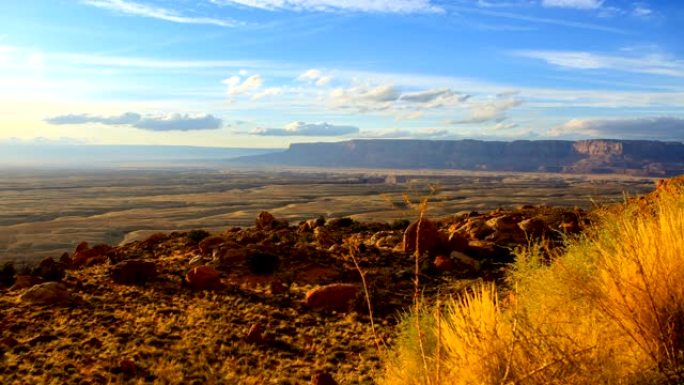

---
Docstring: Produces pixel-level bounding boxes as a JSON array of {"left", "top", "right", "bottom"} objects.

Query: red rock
[
  {"left": 199, "top": 236, "right": 225, "bottom": 255},
  {"left": 305, "top": 283, "right": 359, "bottom": 312},
  {"left": 110, "top": 260, "right": 157, "bottom": 285},
  {"left": 185, "top": 266, "right": 221, "bottom": 290},
  {"left": 269, "top": 279, "right": 289, "bottom": 295},
  {"left": 75, "top": 241, "right": 89, "bottom": 253},
  {"left": 518, "top": 217, "right": 547, "bottom": 237},
  {"left": 245, "top": 323, "right": 266, "bottom": 344},
  {"left": 255, "top": 211, "right": 276, "bottom": 230},
  {"left": 0, "top": 336, "right": 19, "bottom": 348},
  {"left": 20, "top": 282, "right": 74, "bottom": 305},
  {"left": 10, "top": 275, "right": 44, "bottom": 291},
  {"left": 311, "top": 372, "right": 338, "bottom": 385},
  {"left": 37, "top": 257, "right": 66, "bottom": 282},
  {"left": 314, "top": 227, "right": 335, "bottom": 248},
  {"left": 433, "top": 255, "right": 456, "bottom": 272},
  {"left": 402, "top": 218, "right": 446, "bottom": 257},
  {"left": 72, "top": 244, "right": 112, "bottom": 268},
  {"left": 447, "top": 231, "right": 468, "bottom": 252},
  {"left": 119, "top": 359, "right": 137, "bottom": 376}
]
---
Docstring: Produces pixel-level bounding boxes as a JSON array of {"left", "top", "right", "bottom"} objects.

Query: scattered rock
[
  {"left": 311, "top": 371, "right": 338, "bottom": 385},
  {"left": 450, "top": 251, "right": 481, "bottom": 272},
  {"left": 305, "top": 283, "right": 359, "bottom": 312},
  {"left": 199, "top": 236, "right": 225, "bottom": 255},
  {"left": 433, "top": 255, "right": 456, "bottom": 272},
  {"left": 36, "top": 257, "right": 66, "bottom": 282},
  {"left": 20, "top": 282, "right": 74, "bottom": 305},
  {"left": 246, "top": 251, "right": 279, "bottom": 275},
  {"left": 255, "top": 211, "right": 287, "bottom": 230},
  {"left": 518, "top": 217, "right": 546, "bottom": 237},
  {"left": 0, "top": 336, "right": 19, "bottom": 349},
  {"left": 10, "top": 275, "right": 44, "bottom": 291},
  {"left": 402, "top": 218, "right": 447, "bottom": 257},
  {"left": 72, "top": 244, "right": 112, "bottom": 268},
  {"left": 447, "top": 231, "right": 468, "bottom": 252},
  {"left": 110, "top": 260, "right": 157, "bottom": 285},
  {"left": 119, "top": 359, "right": 137, "bottom": 376},
  {"left": 245, "top": 323, "right": 266, "bottom": 344},
  {"left": 185, "top": 266, "right": 222, "bottom": 290},
  {"left": 314, "top": 227, "right": 336, "bottom": 248}
]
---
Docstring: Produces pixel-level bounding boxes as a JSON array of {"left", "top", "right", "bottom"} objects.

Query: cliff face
[{"left": 237, "top": 139, "right": 684, "bottom": 176}]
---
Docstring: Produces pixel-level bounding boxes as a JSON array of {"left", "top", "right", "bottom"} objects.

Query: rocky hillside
[
  {"left": 0, "top": 200, "right": 591, "bottom": 384},
  {"left": 235, "top": 139, "right": 684, "bottom": 176}
]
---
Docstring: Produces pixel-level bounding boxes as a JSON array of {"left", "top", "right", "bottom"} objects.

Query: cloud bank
[
  {"left": 250, "top": 121, "right": 359, "bottom": 136},
  {"left": 46, "top": 112, "right": 223, "bottom": 131},
  {"left": 550, "top": 116, "right": 684, "bottom": 140}
]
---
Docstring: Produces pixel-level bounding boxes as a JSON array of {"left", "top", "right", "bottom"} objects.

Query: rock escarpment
[{"left": 236, "top": 139, "right": 684, "bottom": 176}]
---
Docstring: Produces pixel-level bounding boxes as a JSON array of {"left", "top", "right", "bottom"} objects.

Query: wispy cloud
[
  {"left": 82, "top": 0, "right": 239, "bottom": 27},
  {"left": 297, "top": 69, "right": 332, "bottom": 86},
  {"left": 514, "top": 50, "right": 684, "bottom": 78},
  {"left": 46, "top": 112, "right": 223, "bottom": 131},
  {"left": 250, "top": 121, "right": 359, "bottom": 136},
  {"left": 550, "top": 116, "right": 684, "bottom": 140},
  {"left": 541, "top": 0, "right": 603, "bottom": 10},
  {"left": 444, "top": 4, "right": 625, "bottom": 33},
  {"left": 451, "top": 93, "right": 524, "bottom": 124},
  {"left": 211, "top": 0, "right": 443, "bottom": 13},
  {"left": 357, "top": 127, "right": 452, "bottom": 139},
  {"left": 223, "top": 74, "right": 264, "bottom": 96}
]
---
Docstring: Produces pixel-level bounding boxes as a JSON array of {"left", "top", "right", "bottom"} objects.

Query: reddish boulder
[
  {"left": 199, "top": 236, "right": 225, "bottom": 255},
  {"left": 305, "top": 283, "right": 359, "bottom": 312},
  {"left": 447, "top": 231, "right": 468, "bottom": 252},
  {"left": 10, "top": 275, "right": 44, "bottom": 291},
  {"left": 20, "top": 282, "right": 74, "bottom": 305},
  {"left": 311, "top": 372, "right": 338, "bottom": 385},
  {"left": 245, "top": 323, "right": 266, "bottom": 344},
  {"left": 72, "top": 244, "right": 112, "bottom": 268},
  {"left": 110, "top": 260, "right": 157, "bottom": 285},
  {"left": 256, "top": 211, "right": 276, "bottom": 230},
  {"left": 433, "top": 255, "right": 456, "bottom": 272},
  {"left": 36, "top": 257, "right": 66, "bottom": 282},
  {"left": 185, "top": 266, "right": 222, "bottom": 290},
  {"left": 402, "top": 218, "right": 447, "bottom": 257}
]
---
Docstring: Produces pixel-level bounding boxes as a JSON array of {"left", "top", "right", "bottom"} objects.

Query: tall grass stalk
[{"left": 380, "top": 184, "right": 684, "bottom": 385}]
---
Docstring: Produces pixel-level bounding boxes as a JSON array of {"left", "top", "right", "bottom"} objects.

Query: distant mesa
[{"left": 233, "top": 139, "right": 684, "bottom": 177}]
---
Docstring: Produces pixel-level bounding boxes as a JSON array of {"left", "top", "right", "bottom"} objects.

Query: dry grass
[{"left": 380, "top": 183, "right": 684, "bottom": 384}]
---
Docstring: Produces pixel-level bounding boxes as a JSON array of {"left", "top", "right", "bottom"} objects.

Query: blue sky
[{"left": 0, "top": 0, "right": 683, "bottom": 147}]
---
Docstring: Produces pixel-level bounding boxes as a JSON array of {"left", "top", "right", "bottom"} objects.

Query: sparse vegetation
[{"left": 379, "top": 180, "right": 684, "bottom": 385}]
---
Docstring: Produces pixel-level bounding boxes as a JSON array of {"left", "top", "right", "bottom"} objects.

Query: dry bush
[{"left": 380, "top": 183, "right": 684, "bottom": 385}]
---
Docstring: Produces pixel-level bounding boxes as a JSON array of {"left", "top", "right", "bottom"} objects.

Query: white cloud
[
  {"left": 82, "top": 0, "right": 238, "bottom": 27},
  {"left": 357, "top": 127, "right": 453, "bottom": 139},
  {"left": 297, "top": 69, "right": 333, "bottom": 86},
  {"left": 223, "top": 74, "right": 263, "bottom": 96},
  {"left": 211, "top": 0, "right": 443, "bottom": 13},
  {"left": 399, "top": 88, "right": 470, "bottom": 108},
  {"left": 252, "top": 87, "right": 283, "bottom": 100},
  {"left": 541, "top": 0, "right": 603, "bottom": 9},
  {"left": 45, "top": 112, "right": 223, "bottom": 131},
  {"left": 632, "top": 3, "right": 653, "bottom": 17},
  {"left": 514, "top": 50, "right": 684, "bottom": 78},
  {"left": 493, "top": 121, "right": 519, "bottom": 130},
  {"left": 549, "top": 116, "right": 684, "bottom": 140},
  {"left": 452, "top": 94, "right": 524, "bottom": 124},
  {"left": 330, "top": 84, "right": 402, "bottom": 111},
  {"left": 250, "top": 121, "right": 359, "bottom": 136}
]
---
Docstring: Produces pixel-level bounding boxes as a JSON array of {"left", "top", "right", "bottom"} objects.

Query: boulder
[
  {"left": 305, "top": 283, "right": 359, "bottom": 312},
  {"left": 450, "top": 251, "right": 481, "bottom": 272},
  {"left": 185, "top": 266, "right": 222, "bottom": 290},
  {"left": 447, "top": 231, "right": 469, "bottom": 252},
  {"left": 72, "top": 244, "right": 112, "bottom": 268},
  {"left": 20, "top": 282, "right": 74, "bottom": 305},
  {"left": 10, "top": 275, "right": 44, "bottom": 291},
  {"left": 198, "top": 236, "right": 225, "bottom": 255},
  {"left": 36, "top": 257, "right": 66, "bottom": 282},
  {"left": 433, "top": 255, "right": 455, "bottom": 272},
  {"left": 311, "top": 372, "right": 338, "bottom": 385},
  {"left": 245, "top": 323, "right": 266, "bottom": 344},
  {"left": 518, "top": 217, "right": 547, "bottom": 237},
  {"left": 402, "top": 218, "right": 447, "bottom": 257},
  {"left": 110, "top": 260, "right": 157, "bottom": 285},
  {"left": 256, "top": 211, "right": 287, "bottom": 230},
  {"left": 314, "top": 227, "right": 335, "bottom": 248}
]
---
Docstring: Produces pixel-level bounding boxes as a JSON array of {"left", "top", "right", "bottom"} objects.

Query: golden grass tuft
[{"left": 380, "top": 182, "right": 684, "bottom": 385}]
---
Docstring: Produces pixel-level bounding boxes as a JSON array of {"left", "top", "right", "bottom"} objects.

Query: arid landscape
[{"left": 0, "top": 167, "right": 656, "bottom": 265}]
